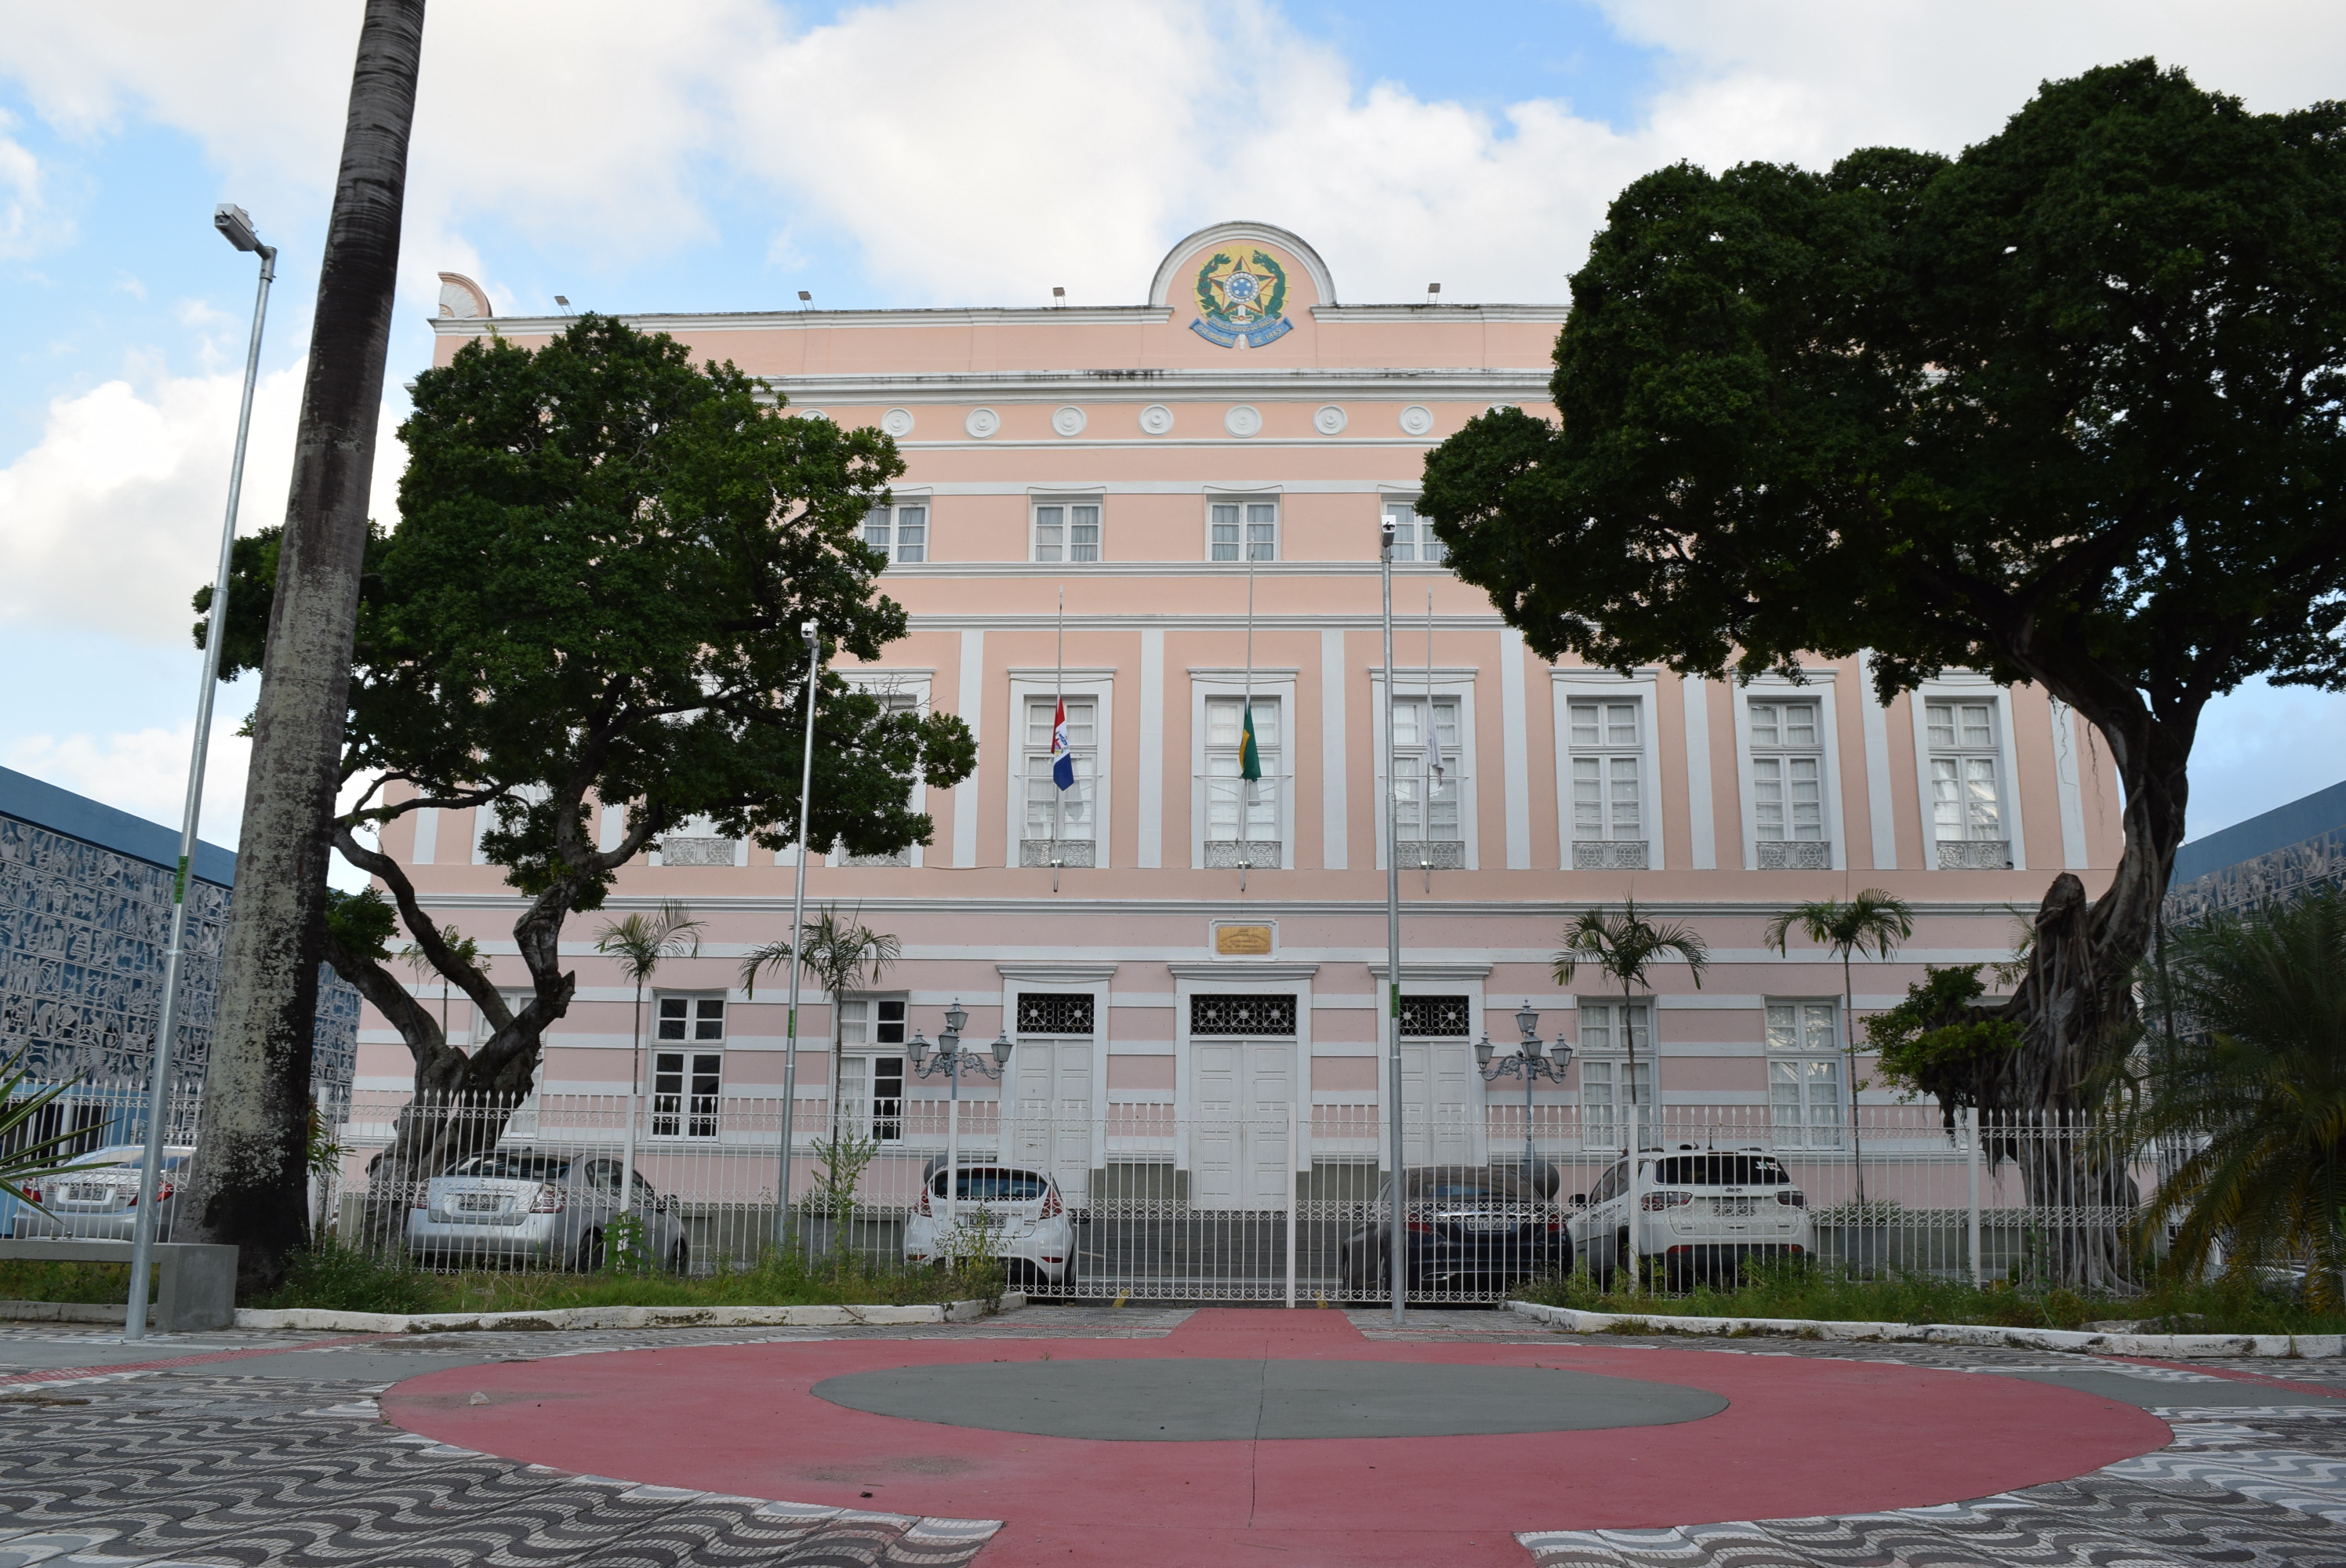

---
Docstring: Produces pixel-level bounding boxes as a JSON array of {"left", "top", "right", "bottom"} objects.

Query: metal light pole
[
  {"left": 125, "top": 205, "right": 275, "bottom": 1342},
  {"left": 909, "top": 1001, "right": 1008, "bottom": 1236},
  {"left": 1381, "top": 515, "right": 1405, "bottom": 1324},
  {"left": 774, "top": 619, "right": 819, "bottom": 1254},
  {"left": 1476, "top": 1001, "right": 1573, "bottom": 1184}
]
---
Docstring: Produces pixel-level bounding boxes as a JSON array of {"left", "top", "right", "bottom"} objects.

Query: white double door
[
  {"left": 1400, "top": 1040, "right": 1479, "bottom": 1167},
  {"left": 1008, "top": 1037, "right": 1094, "bottom": 1203},
  {"left": 1189, "top": 1037, "right": 1295, "bottom": 1210}
]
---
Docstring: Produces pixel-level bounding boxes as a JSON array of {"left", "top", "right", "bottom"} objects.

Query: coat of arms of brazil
[{"left": 1190, "top": 249, "right": 1292, "bottom": 349}]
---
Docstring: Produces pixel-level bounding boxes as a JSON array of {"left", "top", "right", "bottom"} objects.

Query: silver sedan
[
  {"left": 12, "top": 1145, "right": 194, "bottom": 1240},
  {"left": 405, "top": 1149, "right": 691, "bottom": 1272}
]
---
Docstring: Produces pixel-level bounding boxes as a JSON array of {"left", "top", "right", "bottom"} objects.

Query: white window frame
[
  {"left": 1371, "top": 669, "right": 1480, "bottom": 871},
  {"left": 1207, "top": 495, "right": 1279, "bottom": 562},
  {"left": 862, "top": 495, "right": 930, "bottom": 564},
  {"left": 1189, "top": 670, "right": 1298, "bottom": 869},
  {"left": 1765, "top": 998, "right": 1844, "bottom": 1149},
  {"left": 1382, "top": 496, "right": 1448, "bottom": 565},
  {"left": 823, "top": 671, "right": 933, "bottom": 868},
  {"left": 1007, "top": 670, "right": 1115, "bottom": 869},
  {"left": 836, "top": 994, "right": 910, "bottom": 1143},
  {"left": 1386, "top": 692, "right": 1464, "bottom": 847},
  {"left": 1030, "top": 495, "right": 1103, "bottom": 564},
  {"left": 1911, "top": 678, "right": 2027, "bottom": 870},
  {"left": 649, "top": 992, "right": 727, "bottom": 1138},
  {"left": 1730, "top": 673, "right": 1847, "bottom": 871},
  {"left": 1573, "top": 998, "right": 1655, "bottom": 1145},
  {"left": 1550, "top": 670, "right": 1663, "bottom": 870}
]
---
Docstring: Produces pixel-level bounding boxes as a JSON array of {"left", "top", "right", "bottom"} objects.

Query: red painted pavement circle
[{"left": 382, "top": 1311, "right": 2171, "bottom": 1567}]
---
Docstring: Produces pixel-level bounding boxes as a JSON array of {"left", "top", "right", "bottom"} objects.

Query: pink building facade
[{"left": 380, "top": 223, "right": 2123, "bottom": 1202}]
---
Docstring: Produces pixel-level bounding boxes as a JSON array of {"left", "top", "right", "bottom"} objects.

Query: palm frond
[
  {"left": 0, "top": 1046, "right": 92, "bottom": 1207},
  {"left": 591, "top": 899, "right": 705, "bottom": 985}
]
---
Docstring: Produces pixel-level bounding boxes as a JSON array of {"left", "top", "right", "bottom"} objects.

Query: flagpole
[
  {"left": 1240, "top": 553, "right": 1255, "bottom": 893},
  {"left": 1054, "top": 586, "right": 1064, "bottom": 895},
  {"left": 1424, "top": 588, "right": 1436, "bottom": 892},
  {"left": 1381, "top": 514, "right": 1405, "bottom": 1326}
]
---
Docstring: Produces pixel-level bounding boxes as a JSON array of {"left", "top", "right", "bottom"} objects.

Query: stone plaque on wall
[{"left": 1214, "top": 923, "right": 1273, "bottom": 956}]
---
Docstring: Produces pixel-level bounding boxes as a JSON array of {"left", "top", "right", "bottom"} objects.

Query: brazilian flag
[{"left": 1239, "top": 704, "right": 1262, "bottom": 800}]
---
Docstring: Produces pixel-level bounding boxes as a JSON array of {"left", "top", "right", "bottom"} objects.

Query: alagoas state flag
[
  {"left": 1051, "top": 699, "right": 1075, "bottom": 791},
  {"left": 1239, "top": 703, "right": 1262, "bottom": 802}
]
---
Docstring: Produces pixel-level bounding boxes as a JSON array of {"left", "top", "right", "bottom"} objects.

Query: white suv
[
  {"left": 1567, "top": 1146, "right": 1812, "bottom": 1289},
  {"left": 902, "top": 1160, "right": 1080, "bottom": 1291}
]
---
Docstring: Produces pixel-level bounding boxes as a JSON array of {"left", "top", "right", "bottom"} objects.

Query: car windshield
[
  {"left": 1649, "top": 1155, "right": 1789, "bottom": 1187},
  {"left": 450, "top": 1152, "right": 572, "bottom": 1181},
  {"left": 935, "top": 1169, "right": 1048, "bottom": 1201}
]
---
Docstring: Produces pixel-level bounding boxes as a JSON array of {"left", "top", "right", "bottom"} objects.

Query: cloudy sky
[{"left": 4, "top": 0, "right": 2343, "bottom": 869}]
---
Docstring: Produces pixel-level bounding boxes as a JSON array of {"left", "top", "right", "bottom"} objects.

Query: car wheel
[
  {"left": 667, "top": 1237, "right": 690, "bottom": 1275},
  {"left": 576, "top": 1228, "right": 605, "bottom": 1273}
]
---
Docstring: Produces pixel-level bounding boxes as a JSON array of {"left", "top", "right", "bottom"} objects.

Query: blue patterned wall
[
  {"left": 0, "top": 809, "right": 358, "bottom": 1113},
  {"left": 2165, "top": 823, "right": 2346, "bottom": 926}
]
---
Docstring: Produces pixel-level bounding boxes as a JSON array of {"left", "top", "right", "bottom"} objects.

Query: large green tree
[
  {"left": 198, "top": 317, "right": 974, "bottom": 1203},
  {"left": 1424, "top": 61, "right": 2346, "bottom": 1130}
]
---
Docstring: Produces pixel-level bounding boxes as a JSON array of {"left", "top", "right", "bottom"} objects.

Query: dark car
[{"left": 1338, "top": 1164, "right": 1571, "bottom": 1297}]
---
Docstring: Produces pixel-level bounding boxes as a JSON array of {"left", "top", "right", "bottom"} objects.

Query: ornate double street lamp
[
  {"left": 1476, "top": 1000, "right": 1574, "bottom": 1185},
  {"left": 908, "top": 1000, "right": 1012, "bottom": 1231}
]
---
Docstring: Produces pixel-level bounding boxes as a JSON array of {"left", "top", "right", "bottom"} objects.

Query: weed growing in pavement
[
  {"left": 255, "top": 1240, "right": 442, "bottom": 1314},
  {"left": 1513, "top": 1258, "right": 2346, "bottom": 1335}
]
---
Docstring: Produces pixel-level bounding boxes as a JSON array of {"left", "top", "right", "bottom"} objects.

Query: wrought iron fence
[{"left": 294, "top": 1091, "right": 2179, "bottom": 1305}]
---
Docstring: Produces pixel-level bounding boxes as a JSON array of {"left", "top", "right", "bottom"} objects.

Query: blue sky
[{"left": 2, "top": 0, "right": 2341, "bottom": 863}]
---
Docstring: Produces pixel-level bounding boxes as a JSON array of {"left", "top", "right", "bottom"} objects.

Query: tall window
[
  {"left": 1927, "top": 700, "right": 2007, "bottom": 866},
  {"left": 1766, "top": 1001, "right": 1842, "bottom": 1149},
  {"left": 837, "top": 997, "right": 907, "bottom": 1142},
  {"left": 1750, "top": 698, "right": 1827, "bottom": 866},
  {"left": 1023, "top": 696, "right": 1096, "bottom": 857},
  {"left": 841, "top": 689, "right": 921, "bottom": 866},
  {"left": 652, "top": 996, "right": 724, "bottom": 1138},
  {"left": 1384, "top": 499, "right": 1447, "bottom": 564},
  {"left": 1033, "top": 500, "right": 1100, "bottom": 563},
  {"left": 862, "top": 502, "right": 928, "bottom": 563},
  {"left": 1568, "top": 697, "right": 1644, "bottom": 867},
  {"left": 1205, "top": 695, "right": 1280, "bottom": 850},
  {"left": 1391, "top": 695, "right": 1460, "bottom": 842},
  {"left": 1576, "top": 1000, "right": 1654, "bottom": 1147},
  {"left": 1210, "top": 499, "right": 1276, "bottom": 561}
]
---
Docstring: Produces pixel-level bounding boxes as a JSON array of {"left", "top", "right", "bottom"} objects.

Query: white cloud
[
  {"left": 0, "top": 108, "right": 67, "bottom": 259},
  {"left": 7, "top": 0, "right": 2341, "bottom": 311},
  {"left": 0, "top": 361, "right": 405, "bottom": 644},
  {"left": 7, "top": 716, "right": 249, "bottom": 850}
]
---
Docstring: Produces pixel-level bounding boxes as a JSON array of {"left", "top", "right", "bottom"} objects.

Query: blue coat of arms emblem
[{"left": 1191, "top": 249, "right": 1292, "bottom": 349}]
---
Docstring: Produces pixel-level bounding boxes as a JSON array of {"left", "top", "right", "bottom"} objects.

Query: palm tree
[
  {"left": 1556, "top": 896, "right": 1711, "bottom": 1146},
  {"left": 2126, "top": 886, "right": 2346, "bottom": 1308},
  {"left": 739, "top": 906, "right": 902, "bottom": 1142},
  {"left": 1764, "top": 891, "right": 1916, "bottom": 1200},
  {"left": 399, "top": 924, "right": 481, "bottom": 1046},
  {"left": 593, "top": 900, "right": 705, "bottom": 1240}
]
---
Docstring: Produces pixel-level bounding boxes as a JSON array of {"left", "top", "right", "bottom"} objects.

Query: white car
[
  {"left": 1567, "top": 1146, "right": 1813, "bottom": 1289},
  {"left": 405, "top": 1150, "right": 692, "bottom": 1272},
  {"left": 13, "top": 1145, "right": 194, "bottom": 1240},
  {"left": 902, "top": 1160, "right": 1080, "bottom": 1290}
]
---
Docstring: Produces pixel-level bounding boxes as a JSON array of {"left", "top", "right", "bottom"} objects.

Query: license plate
[
  {"left": 456, "top": 1194, "right": 502, "bottom": 1212},
  {"left": 1714, "top": 1198, "right": 1756, "bottom": 1217},
  {"left": 67, "top": 1185, "right": 114, "bottom": 1203},
  {"left": 1462, "top": 1218, "right": 1518, "bottom": 1233}
]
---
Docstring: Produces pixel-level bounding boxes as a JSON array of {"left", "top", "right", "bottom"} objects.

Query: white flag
[{"left": 1425, "top": 710, "right": 1446, "bottom": 788}]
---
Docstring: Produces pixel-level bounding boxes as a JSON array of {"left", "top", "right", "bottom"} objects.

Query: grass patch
[
  {"left": 252, "top": 1240, "right": 1002, "bottom": 1316},
  {"left": 0, "top": 1259, "right": 148, "bottom": 1306},
  {"left": 1514, "top": 1261, "right": 2346, "bottom": 1336}
]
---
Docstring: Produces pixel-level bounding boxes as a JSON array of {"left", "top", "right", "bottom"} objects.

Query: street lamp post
[
  {"left": 908, "top": 1000, "right": 1011, "bottom": 1236},
  {"left": 124, "top": 205, "right": 276, "bottom": 1343},
  {"left": 775, "top": 619, "right": 819, "bottom": 1254},
  {"left": 1475, "top": 1000, "right": 1574, "bottom": 1185},
  {"left": 1379, "top": 514, "right": 1404, "bottom": 1325}
]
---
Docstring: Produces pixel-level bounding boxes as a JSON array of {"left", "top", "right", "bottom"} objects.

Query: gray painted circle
[
  {"left": 1138, "top": 403, "right": 1175, "bottom": 435},
  {"left": 880, "top": 407, "right": 915, "bottom": 437},
  {"left": 1224, "top": 404, "right": 1263, "bottom": 437},
  {"left": 964, "top": 407, "right": 1000, "bottom": 438},
  {"left": 1399, "top": 403, "right": 1435, "bottom": 436},
  {"left": 1051, "top": 405, "right": 1088, "bottom": 437},
  {"left": 1313, "top": 404, "right": 1348, "bottom": 435},
  {"left": 812, "top": 1357, "right": 1727, "bottom": 1443}
]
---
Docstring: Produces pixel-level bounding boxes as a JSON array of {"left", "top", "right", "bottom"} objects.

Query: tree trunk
[
  {"left": 180, "top": 0, "right": 425, "bottom": 1298},
  {"left": 1971, "top": 688, "right": 2192, "bottom": 1290}
]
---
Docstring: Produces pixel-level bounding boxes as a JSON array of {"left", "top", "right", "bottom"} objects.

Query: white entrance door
[
  {"left": 1011, "top": 1037, "right": 1095, "bottom": 1202},
  {"left": 1400, "top": 1040, "right": 1476, "bottom": 1167},
  {"left": 1189, "top": 1039, "right": 1294, "bottom": 1210}
]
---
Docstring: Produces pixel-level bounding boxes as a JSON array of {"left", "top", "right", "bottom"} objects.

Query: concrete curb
[
  {"left": 2, "top": 1295, "right": 1024, "bottom": 1334},
  {"left": 1507, "top": 1298, "right": 2341, "bottom": 1358}
]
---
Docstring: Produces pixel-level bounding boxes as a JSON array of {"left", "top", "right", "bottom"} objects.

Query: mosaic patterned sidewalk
[{"left": 2, "top": 1310, "right": 2344, "bottom": 1566}]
